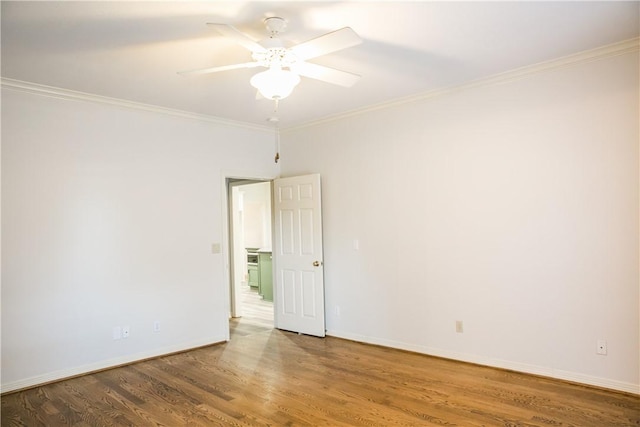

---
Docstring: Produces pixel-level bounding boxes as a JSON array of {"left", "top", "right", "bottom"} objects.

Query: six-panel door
[{"left": 273, "top": 174, "right": 325, "bottom": 337}]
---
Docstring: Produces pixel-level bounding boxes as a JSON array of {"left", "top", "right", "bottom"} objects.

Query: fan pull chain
[
  {"left": 274, "top": 126, "right": 280, "bottom": 164},
  {"left": 272, "top": 99, "right": 280, "bottom": 163}
]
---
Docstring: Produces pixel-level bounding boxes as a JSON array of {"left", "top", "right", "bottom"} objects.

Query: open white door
[{"left": 273, "top": 174, "right": 325, "bottom": 337}]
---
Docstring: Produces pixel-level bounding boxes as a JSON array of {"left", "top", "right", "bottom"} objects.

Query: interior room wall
[
  {"left": 279, "top": 51, "right": 639, "bottom": 393},
  {"left": 241, "top": 182, "right": 272, "bottom": 250},
  {"left": 1, "top": 87, "right": 278, "bottom": 392}
]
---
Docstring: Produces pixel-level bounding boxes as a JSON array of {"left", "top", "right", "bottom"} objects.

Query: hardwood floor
[{"left": 2, "top": 296, "right": 639, "bottom": 426}]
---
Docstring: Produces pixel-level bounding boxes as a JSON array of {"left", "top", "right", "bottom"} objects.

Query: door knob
[{"left": 313, "top": 261, "right": 321, "bottom": 267}]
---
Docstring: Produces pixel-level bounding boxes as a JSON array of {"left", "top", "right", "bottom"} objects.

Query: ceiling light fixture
[
  {"left": 179, "top": 17, "right": 362, "bottom": 103},
  {"left": 250, "top": 66, "right": 300, "bottom": 100}
]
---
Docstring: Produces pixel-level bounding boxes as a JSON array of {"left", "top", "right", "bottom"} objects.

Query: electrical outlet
[
  {"left": 154, "top": 320, "right": 161, "bottom": 332},
  {"left": 456, "top": 320, "right": 464, "bottom": 333},
  {"left": 597, "top": 339, "right": 607, "bottom": 355},
  {"left": 122, "top": 326, "right": 130, "bottom": 338}
]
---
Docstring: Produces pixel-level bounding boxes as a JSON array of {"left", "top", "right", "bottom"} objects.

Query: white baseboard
[
  {"left": 326, "top": 329, "right": 640, "bottom": 395},
  {"left": 1, "top": 337, "right": 225, "bottom": 394}
]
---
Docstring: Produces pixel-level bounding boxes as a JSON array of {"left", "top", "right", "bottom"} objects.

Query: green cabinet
[
  {"left": 258, "top": 250, "right": 273, "bottom": 302},
  {"left": 247, "top": 249, "right": 259, "bottom": 288},
  {"left": 246, "top": 248, "right": 272, "bottom": 302},
  {"left": 247, "top": 264, "right": 259, "bottom": 288}
]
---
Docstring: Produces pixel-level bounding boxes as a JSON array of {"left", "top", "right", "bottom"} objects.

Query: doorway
[{"left": 227, "top": 179, "right": 274, "bottom": 337}]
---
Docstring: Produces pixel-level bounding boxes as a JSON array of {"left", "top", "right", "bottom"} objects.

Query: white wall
[
  {"left": 280, "top": 51, "right": 639, "bottom": 393},
  {"left": 1, "top": 87, "right": 278, "bottom": 391}
]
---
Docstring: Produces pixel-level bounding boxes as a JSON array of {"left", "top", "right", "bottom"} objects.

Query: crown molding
[
  {"left": 0, "top": 78, "right": 272, "bottom": 133},
  {"left": 284, "top": 37, "right": 640, "bottom": 133}
]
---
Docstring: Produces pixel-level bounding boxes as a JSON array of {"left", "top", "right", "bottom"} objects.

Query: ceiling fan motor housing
[{"left": 252, "top": 37, "right": 298, "bottom": 68}]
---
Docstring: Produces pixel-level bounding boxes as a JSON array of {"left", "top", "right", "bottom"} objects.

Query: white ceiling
[{"left": 2, "top": 1, "right": 639, "bottom": 128}]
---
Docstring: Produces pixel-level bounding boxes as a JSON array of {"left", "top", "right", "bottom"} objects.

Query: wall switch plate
[
  {"left": 113, "top": 326, "right": 122, "bottom": 340},
  {"left": 122, "top": 326, "right": 130, "bottom": 338},
  {"left": 211, "top": 243, "right": 221, "bottom": 254},
  {"left": 154, "top": 321, "right": 161, "bottom": 332},
  {"left": 597, "top": 339, "right": 607, "bottom": 355},
  {"left": 455, "top": 320, "right": 464, "bottom": 333}
]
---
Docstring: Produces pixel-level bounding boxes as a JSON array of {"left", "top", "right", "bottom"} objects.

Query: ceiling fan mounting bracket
[{"left": 264, "top": 17, "right": 286, "bottom": 36}]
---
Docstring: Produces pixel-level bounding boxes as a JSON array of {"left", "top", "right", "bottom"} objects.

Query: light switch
[{"left": 211, "top": 243, "right": 221, "bottom": 254}]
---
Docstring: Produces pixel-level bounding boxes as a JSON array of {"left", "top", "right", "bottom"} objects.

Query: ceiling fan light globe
[{"left": 250, "top": 68, "right": 300, "bottom": 100}]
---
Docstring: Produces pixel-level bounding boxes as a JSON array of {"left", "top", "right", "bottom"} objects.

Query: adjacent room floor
[{"left": 230, "top": 284, "right": 274, "bottom": 338}]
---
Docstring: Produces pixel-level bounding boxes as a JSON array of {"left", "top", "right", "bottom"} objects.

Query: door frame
[{"left": 222, "top": 173, "right": 275, "bottom": 341}]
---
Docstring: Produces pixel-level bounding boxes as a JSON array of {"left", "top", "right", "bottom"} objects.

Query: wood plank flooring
[{"left": 2, "top": 291, "right": 639, "bottom": 426}]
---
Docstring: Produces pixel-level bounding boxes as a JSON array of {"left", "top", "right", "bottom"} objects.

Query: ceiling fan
[{"left": 179, "top": 17, "right": 363, "bottom": 100}]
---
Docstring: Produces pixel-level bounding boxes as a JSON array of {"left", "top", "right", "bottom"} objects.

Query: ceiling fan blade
[
  {"left": 178, "top": 62, "right": 261, "bottom": 76},
  {"left": 206, "top": 23, "right": 266, "bottom": 53},
  {"left": 290, "top": 27, "right": 362, "bottom": 61},
  {"left": 290, "top": 62, "right": 361, "bottom": 87}
]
